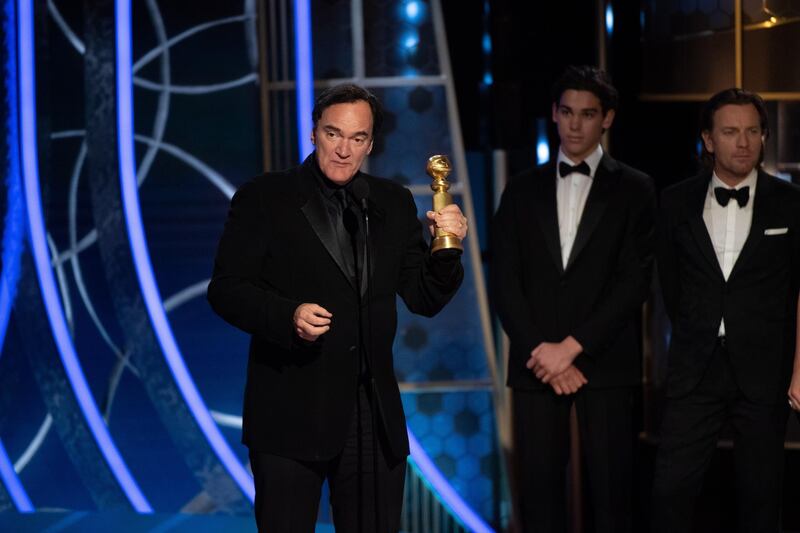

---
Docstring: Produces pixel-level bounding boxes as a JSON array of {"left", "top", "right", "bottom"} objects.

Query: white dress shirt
[
  {"left": 556, "top": 145, "right": 604, "bottom": 268},
  {"left": 702, "top": 169, "right": 758, "bottom": 336}
]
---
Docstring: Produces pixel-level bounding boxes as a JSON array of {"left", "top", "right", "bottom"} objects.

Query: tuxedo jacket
[
  {"left": 207, "top": 155, "right": 463, "bottom": 461},
  {"left": 492, "top": 155, "right": 656, "bottom": 390},
  {"left": 658, "top": 170, "right": 800, "bottom": 403}
]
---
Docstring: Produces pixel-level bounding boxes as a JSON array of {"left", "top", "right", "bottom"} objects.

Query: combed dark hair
[
  {"left": 551, "top": 65, "right": 618, "bottom": 115},
  {"left": 699, "top": 88, "right": 769, "bottom": 169},
  {"left": 311, "top": 84, "right": 383, "bottom": 137}
]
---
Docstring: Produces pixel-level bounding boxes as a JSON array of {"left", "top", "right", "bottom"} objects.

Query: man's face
[
  {"left": 311, "top": 101, "right": 374, "bottom": 185},
  {"left": 702, "top": 103, "right": 763, "bottom": 184},
  {"left": 552, "top": 89, "right": 615, "bottom": 162}
]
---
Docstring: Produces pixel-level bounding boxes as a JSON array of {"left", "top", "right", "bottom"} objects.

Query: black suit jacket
[
  {"left": 492, "top": 154, "right": 655, "bottom": 390},
  {"left": 207, "top": 155, "right": 463, "bottom": 461},
  {"left": 658, "top": 170, "right": 800, "bottom": 403}
]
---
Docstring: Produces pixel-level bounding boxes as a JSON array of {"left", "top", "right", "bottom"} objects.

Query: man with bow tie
[
  {"left": 651, "top": 88, "right": 800, "bottom": 532},
  {"left": 492, "top": 66, "right": 655, "bottom": 532}
]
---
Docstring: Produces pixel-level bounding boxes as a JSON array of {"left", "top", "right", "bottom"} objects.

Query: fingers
[
  {"left": 428, "top": 208, "right": 468, "bottom": 238},
  {"left": 295, "top": 323, "right": 329, "bottom": 342},
  {"left": 293, "top": 303, "right": 332, "bottom": 341}
]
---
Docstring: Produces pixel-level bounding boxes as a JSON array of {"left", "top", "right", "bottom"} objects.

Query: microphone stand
[{"left": 358, "top": 195, "right": 380, "bottom": 533}]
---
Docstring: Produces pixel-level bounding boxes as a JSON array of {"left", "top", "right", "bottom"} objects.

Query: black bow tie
[
  {"left": 559, "top": 161, "right": 591, "bottom": 178},
  {"left": 714, "top": 186, "right": 750, "bottom": 208}
]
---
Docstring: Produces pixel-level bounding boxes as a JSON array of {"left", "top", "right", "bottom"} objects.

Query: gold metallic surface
[{"left": 426, "top": 155, "right": 463, "bottom": 254}]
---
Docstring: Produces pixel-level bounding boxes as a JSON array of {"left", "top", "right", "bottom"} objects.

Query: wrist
[{"left": 564, "top": 336, "right": 583, "bottom": 360}]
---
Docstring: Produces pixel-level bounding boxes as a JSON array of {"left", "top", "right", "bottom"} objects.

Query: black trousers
[
  {"left": 513, "top": 387, "right": 635, "bottom": 533},
  {"left": 651, "top": 341, "right": 789, "bottom": 533},
  {"left": 249, "top": 385, "right": 406, "bottom": 532}
]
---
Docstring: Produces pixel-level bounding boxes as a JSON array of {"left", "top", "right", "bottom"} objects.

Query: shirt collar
[{"left": 556, "top": 144, "right": 604, "bottom": 178}]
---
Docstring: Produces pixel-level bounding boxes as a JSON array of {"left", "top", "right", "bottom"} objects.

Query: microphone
[{"left": 350, "top": 176, "right": 370, "bottom": 211}]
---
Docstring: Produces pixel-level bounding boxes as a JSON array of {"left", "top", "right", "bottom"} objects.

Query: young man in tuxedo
[
  {"left": 652, "top": 88, "right": 800, "bottom": 532},
  {"left": 492, "top": 65, "right": 655, "bottom": 533},
  {"left": 208, "top": 84, "right": 468, "bottom": 532}
]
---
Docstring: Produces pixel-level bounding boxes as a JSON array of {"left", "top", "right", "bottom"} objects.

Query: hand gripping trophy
[{"left": 427, "top": 155, "right": 463, "bottom": 255}]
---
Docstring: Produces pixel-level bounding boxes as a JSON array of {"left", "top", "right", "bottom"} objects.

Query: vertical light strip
[
  {"left": 293, "top": 0, "right": 313, "bottom": 160},
  {"left": 114, "top": 0, "right": 254, "bottom": 501},
  {"left": 17, "top": 0, "right": 151, "bottom": 512},
  {"left": 0, "top": 0, "right": 33, "bottom": 512},
  {"left": 408, "top": 430, "right": 494, "bottom": 533}
]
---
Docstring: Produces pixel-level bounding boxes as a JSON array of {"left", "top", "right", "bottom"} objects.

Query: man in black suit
[
  {"left": 207, "top": 84, "right": 468, "bottom": 532},
  {"left": 492, "top": 66, "right": 655, "bottom": 532},
  {"left": 652, "top": 88, "right": 800, "bottom": 532}
]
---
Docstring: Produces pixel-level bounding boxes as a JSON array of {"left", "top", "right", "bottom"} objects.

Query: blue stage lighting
[
  {"left": 20, "top": 0, "right": 152, "bottom": 512},
  {"left": 482, "top": 33, "right": 491, "bottom": 54},
  {"left": 294, "top": 0, "right": 314, "bottom": 161},
  {"left": 408, "top": 430, "right": 494, "bottom": 533},
  {"left": 605, "top": 3, "right": 614, "bottom": 37},
  {"left": 482, "top": 72, "right": 493, "bottom": 86},
  {"left": 115, "top": 0, "right": 254, "bottom": 503},
  {"left": 536, "top": 118, "right": 550, "bottom": 164},
  {"left": 0, "top": 0, "right": 33, "bottom": 512},
  {"left": 404, "top": 1, "right": 421, "bottom": 22},
  {"left": 403, "top": 32, "right": 419, "bottom": 50}
]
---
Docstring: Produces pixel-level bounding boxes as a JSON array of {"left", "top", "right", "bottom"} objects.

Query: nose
[
  {"left": 569, "top": 115, "right": 580, "bottom": 130},
  {"left": 736, "top": 132, "right": 749, "bottom": 148},
  {"left": 335, "top": 138, "right": 351, "bottom": 158}
]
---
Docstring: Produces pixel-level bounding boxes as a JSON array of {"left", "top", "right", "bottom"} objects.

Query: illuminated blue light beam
[
  {"left": 536, "top": 118, "right": 550, "bottom": 164},
  {"left": 294, "top": 0, "right": 313, "bottom": 161},
  {"left": 17, "top": 0, "right": 151, "bottom": 512},
  {"left": 0, "top": 0, "right": 32, "bottom": 512},
  {"left": 605, "top": 3, "right": 614, "bottom": 37},
  {"left": 115, "top": 0, "right": 254, "bottom": 501},
  {"left": 408, "top": 430, "right": 494, "bottom": 533}
]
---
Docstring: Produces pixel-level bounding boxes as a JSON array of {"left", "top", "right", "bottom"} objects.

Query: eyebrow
[
  {"left": 322, "top": 125, "right": 370, "bottom": 137},
  {"left": 558, "top": 104, "right": 600, "bottom": 113}
]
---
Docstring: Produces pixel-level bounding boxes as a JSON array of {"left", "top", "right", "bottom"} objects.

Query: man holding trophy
[{"left": 208, "top": 83, "right": 467, "bottom": 532}]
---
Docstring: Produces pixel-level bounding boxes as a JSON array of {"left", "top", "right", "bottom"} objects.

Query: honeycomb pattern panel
[
  {"left": 363, "top": 0, "right": 439, "bottom": 77},
  {"left": 392, "top": 194, "right": 487, "bottom": 383},
  {"left": 367, "top": 86, "right": 455, "bottom": 186},
  {"left": 403, "top": 390, "right": 498, "bottom": 522}
]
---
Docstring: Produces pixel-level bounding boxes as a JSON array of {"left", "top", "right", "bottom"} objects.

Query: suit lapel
[
  {"left": 532, "top": 164, "right": 564, "bottom": 274},
  {"left": 298, "top": 161, "right": 357, "bottom": 290},
  {"left": 564, "top": 154, "right": 615, "bottom": 271},
  {"left": 685, "top": 174, "right": 725, "bottom": 279},
  {"left": 728, "top": 171, "right": 772, "bottom": 282}
]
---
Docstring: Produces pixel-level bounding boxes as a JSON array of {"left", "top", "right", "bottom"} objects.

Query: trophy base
[{"left": 431, "top": 234, "right": 463, "bottom": 255}]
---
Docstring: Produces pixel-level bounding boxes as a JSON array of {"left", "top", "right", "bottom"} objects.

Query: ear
[
  {"left": 701, "top": 130, "right": 714, "bottom": 154},
  {"left": 310, "top": 129, "right": 316, "bottom": 146},
  {"left": 551, "top": 102, "right": 558, "bottom": 123},
  {"left": 367, "top": 138, "right": 374, "bottom": 155},
  {"left": 601, "top": 109, "right": 616, "bottom": 130}
]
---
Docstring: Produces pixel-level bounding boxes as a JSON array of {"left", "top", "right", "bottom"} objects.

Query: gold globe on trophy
[{"left": 427, "top": 155, "right": 463, "bottom": 255}]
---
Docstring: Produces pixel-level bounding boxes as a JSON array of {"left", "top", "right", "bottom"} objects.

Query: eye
[
  {"left": 353, "top": 137, "right": 365, "bottom": 144},
  {"left": 326, "top": 131, "right": 336, "bottom": 138}
]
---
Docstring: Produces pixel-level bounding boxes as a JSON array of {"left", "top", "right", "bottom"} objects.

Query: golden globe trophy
[{"left": 427, "top": 155, "right": 463, "bottom": 255}]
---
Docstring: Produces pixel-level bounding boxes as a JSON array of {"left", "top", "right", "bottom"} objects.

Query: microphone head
[{"left": 350, "top": 177, "right": 370, "bottom": 209}]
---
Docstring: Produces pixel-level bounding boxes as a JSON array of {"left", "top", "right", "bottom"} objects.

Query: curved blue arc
[
  {"left": 115, "top": 0, "right": 254, "bottom": 501},
  {"left": 408, "top": 430, "right": 494, "bottom": 533},
  {"left": 17, "top": 0, "right": 151, "bottom": 512},
  {"left": 0, "top": 0, "right": 32, "bottom": 512}
]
